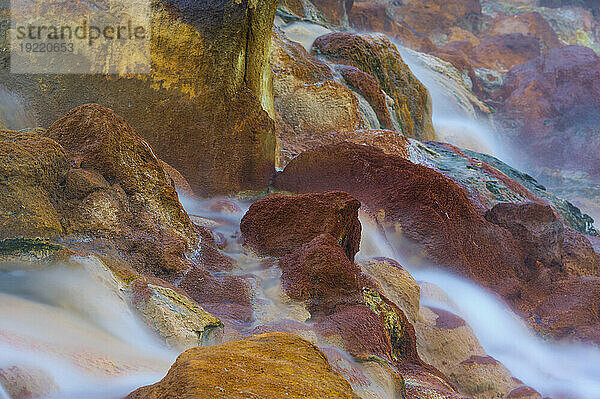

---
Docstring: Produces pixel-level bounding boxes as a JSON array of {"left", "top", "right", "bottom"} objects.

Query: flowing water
[{"left": 0, "top": 258, "right": 175, "bottom": 398}]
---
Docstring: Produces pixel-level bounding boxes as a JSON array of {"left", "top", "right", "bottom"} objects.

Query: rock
[
  {"left": 485, "top": 12, "right": 563, "bottom": 50},
  {"left": 159, "top": 160, "right": 195, "bottom": 198},
  {"left": 178, "top": 266, "right": 255, "bottom": 324},
  {"left": 506, "top": 385, "right": 542, "bottom": 399},
  {"left": 240, "top": 191, "right": 361, "bottom": 261},
  {"left": 274, "top": 142, "right": 526, "bottom": 285},
  {"left": 0, "top": 129, "right": 68, "bottom": 240},
  {"left": 337, "top": 65, "right": 396, "bottom": 131},
  {"left": 279, "top": 233, "right": 362, "bottom": 314},
  {"left": 0, "top": 0, "right": 278, "bottom": 196},
  {"left": 494, "top": 45, "right": 600, "bottom": 181},
  {"left": 130, "top": 279, "right": 223, "bottom": 351},
  {"left": 485, "top": 202, "right": 564, "bottom": 269},
  {"left": 126, "top": 332, "right": 360, "bottom": 399},
  {"left": 310, "top": 0, "right": 355, "bottom": 26},
  {"left": 0, "top": 366, "right": 59, "bottom": 399},
  {"left": 312, "top": 32, "right": 435, "bottom": 140},
  {"left": 348, "top": 2, "right": 436, "bottom": 52},
  {"left": 359, "top": 257, "right": 420, "bottom": 323},
  {"left": 43, "top": 104, "right": 198, "bottom": 276}
]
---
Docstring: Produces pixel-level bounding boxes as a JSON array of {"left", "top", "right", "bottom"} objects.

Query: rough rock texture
[
  {"left": 0, "top": 0, "right": 278, "bottom": 196},
  {"left": 240, "top": 191, "right": 361, "bottom": 261},
  {"left": 485, "top": 202, "right": 564, "bottom": 268},
  {"left": 359, "top": 257, "right": 421, "bottom": 323},
  {"left": 0, "top": 366, "right": 59, "bottom": 399},
  {"left": 42, "top": 104, "right": 198, "bottom": 277},
  {"left": 271, "top": 27, "right": 368, "bottom": 162},
  {"left": 494, "top": 45, "right": 600, "bottom": 180},
  {"left": 126, "top": 332, "right": 360, "bottom": 399},
  {"left": 130, "top": 279, "right": 224, "bottom": 351},
  {"left": 348, "top": 2, "right": 436, "bottom": 52},
  {"left": 384, "top": 0, "right": 482, "bottom": 40},
  {"left": 312, "top": 32, "right": 435, "bottom": 140},
  {"left": 279, "top": 234, "right": 362, "bottom": 314}
]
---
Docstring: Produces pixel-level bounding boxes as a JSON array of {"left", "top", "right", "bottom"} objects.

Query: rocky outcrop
[
  {"left": 0, "top": 0, "right": 278, "bottom": 196},
  {"left": 126, "top": 332, "right": 360, "bottom": 399},
  {"left": 485, "top": 202, "right": 564, "bottom": 269},
  {"left": 312, "top": 32, "right": 435, "bottom": 140},
  {"left": 279, "top": 233, "right": 363, "bottom": 314},
  {"left": 485, "top": 12, "right": 563, "bottom": 50},
  {"left": 240, "top": 191, "right": 361, "bottom": 261},
  {"left": 0, "top": 129, "right": 68, "bottom": 240}
]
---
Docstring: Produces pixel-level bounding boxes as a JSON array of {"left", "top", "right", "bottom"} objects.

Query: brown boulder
[
  {"left": 562, "top": 227, "right": 600, "bottom": 277},
  {"left": 240, "top": 191, "right": 361, "bottom": 261},
  {"left": 385, "top": 0, "right": 481, "bottom": 39},
  {"left": 310, "top": 0, "right": 355, "bottom": 26},
  {"left": 312, "top": 32, "right": 435, "bottom": 140},
  {"left": 127, "top": 332, "right": 360, "bottom": 399},
  {"left": 0, "top": 129, "right": 67, "bottom": 240},
  {"left": 471, "top": 34, "right": 541, "bottom": 72},
  {"left": 494, "top": 45, "right": 600, "bottom": 179}
]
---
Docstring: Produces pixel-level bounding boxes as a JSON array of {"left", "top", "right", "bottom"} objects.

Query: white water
[
  {"left": 0, "top": 259, "right": 175, "bottom": 398},
  {"left": 358, "top": 216, "right": 600, "bottom": 399}
]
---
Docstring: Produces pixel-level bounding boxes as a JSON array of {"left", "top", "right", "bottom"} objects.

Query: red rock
[
  {"left": 562, "top": 227, "right": 600, "bottom": 277},
  {"left": 486, "top": 12, "right": 563, "bottom": 50},
  {"left": 279, "top": 234, "right": 362, "bottom": 314},
  {"left": 385, "top": 0, "right": 481, "bottom": 38},
  {"left": 507, "top": 385, "right": 542, "bottom": 399},
  {"left": 240, "top": 191, "right": 361, "bottom": 261},
  {"left": 348, "top": 2, "right": 436, "bottom": 52},
  {"left": 274, "top": 142, "right": 527, "bottom": 284},
  {"left": 430, "top": 308, "right": 467, "bottom": 330},
  {"left": 178, "top": 266, "right": 254, "bottom": 323},
  {"left": 337, "top": 65, "right": 395, "bottom": 130}
]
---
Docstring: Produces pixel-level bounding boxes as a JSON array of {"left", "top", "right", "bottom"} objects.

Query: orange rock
[{"left": 126, "top": 332, "right": 360, "bottom": 399}]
